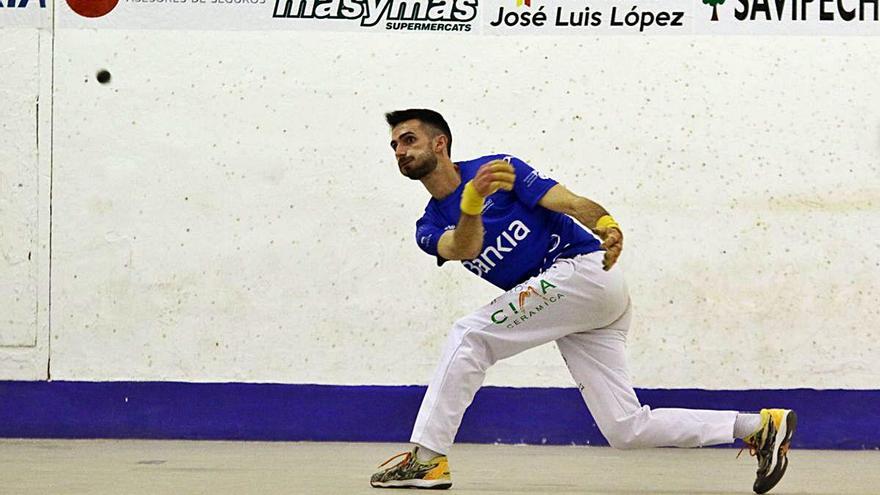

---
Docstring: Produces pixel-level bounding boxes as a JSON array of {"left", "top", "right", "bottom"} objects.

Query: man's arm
[
  {"left": 436, "top": 214, "right": 483, "bottom": 260},
  {"left": 538, "top": 184, "right": 623, "bottom": 270},
  {"left": 436, "top": 160, "right": 517, "bottom": 261}
]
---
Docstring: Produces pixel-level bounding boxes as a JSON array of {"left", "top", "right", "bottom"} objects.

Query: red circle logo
[{"left": 66, "top": 0, "right": 120, "bottom": 18}]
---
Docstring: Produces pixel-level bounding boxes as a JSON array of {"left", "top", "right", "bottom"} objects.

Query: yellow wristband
[
  {"left": 596, "top": 215, "right": 620, "bottom": 231},
  {"left": 460, "top": 181, "right": 485, "bottom": 216}
]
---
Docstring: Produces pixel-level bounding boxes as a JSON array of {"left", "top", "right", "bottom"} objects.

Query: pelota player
[{"left": 371, "top": 109, "right": 796, "bottom": 494}]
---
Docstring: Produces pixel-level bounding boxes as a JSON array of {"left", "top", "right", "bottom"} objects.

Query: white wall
[
  {"left": 0, "top": 26, "right": 52, "bottom": 379},
  {"left": 2, "top": 26, "right": 879, "bottom": 388}
]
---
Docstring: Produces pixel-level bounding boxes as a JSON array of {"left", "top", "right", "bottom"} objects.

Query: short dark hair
[{"left": 385, "top": 109, "right": 452, "bottom": 156}]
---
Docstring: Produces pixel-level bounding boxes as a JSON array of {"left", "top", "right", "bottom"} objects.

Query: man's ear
[{"left": 433, "top": 134, "right": 448, "bottom": 155}]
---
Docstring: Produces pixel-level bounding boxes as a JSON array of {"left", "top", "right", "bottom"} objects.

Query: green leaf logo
[{"left": 703, "top": 0, "right": 726, "bottom": 21}]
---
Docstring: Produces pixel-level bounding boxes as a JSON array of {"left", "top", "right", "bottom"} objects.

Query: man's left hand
[{"left": 596, "top": 226, "right": 623, "bottom": 270}]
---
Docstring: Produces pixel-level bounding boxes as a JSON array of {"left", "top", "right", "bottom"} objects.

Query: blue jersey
[{"left": 415, "top": 154, "right": 602, "bottom": 290}]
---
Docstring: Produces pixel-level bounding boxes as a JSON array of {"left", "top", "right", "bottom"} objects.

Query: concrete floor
[{"left": 0, "top": 439, "right": 876, "bottom": 494}]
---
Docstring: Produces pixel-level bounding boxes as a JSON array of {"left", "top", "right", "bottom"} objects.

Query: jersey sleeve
[
  {"left": 508, "top": 156, "right": 558, "bottom": 208},
  {"left": 415, "top": 210, "right": 448, "bottom": 266}
]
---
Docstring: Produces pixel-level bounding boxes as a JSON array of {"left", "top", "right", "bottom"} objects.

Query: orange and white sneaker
[
  {"left": 370, "top": 447, "right": 452, "bottom": 489},
  {"left": 741, "top": 408, "right": 797, "bottom": 494}
]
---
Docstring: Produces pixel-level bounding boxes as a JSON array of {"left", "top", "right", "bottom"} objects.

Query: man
[{"left": 371, "top": 109, "right": 796, "bottom": 494}]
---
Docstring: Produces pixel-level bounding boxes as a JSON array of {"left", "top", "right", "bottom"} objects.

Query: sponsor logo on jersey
[
  {"left": 462, "top": 219, "right": 530, "bottom": 276},
  {"left": 523, "top": 168, "right": 549, "bottom": 188},
  {"left": 419, "top": 233, "right": 434, "bottom": 248}
]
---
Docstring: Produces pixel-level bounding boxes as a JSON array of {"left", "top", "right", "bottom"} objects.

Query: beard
[{"left": 401, "top": 152, "right": 438, "bottom": 180}]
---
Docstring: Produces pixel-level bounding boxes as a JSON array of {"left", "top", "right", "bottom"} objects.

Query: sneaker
[
  {"left": 370, "top": 448, "right": 452, "bottom": 489},
  {"left": 741, "top": 408, "right": 797, "bottom": 494}
]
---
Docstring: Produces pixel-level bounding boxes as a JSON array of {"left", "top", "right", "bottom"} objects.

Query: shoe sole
[
  {"left": 754, "top": 410, "right": 797, "bottom": 494},
  {"left": 370, "top": 479, "right": 452, "bottom": 490}
]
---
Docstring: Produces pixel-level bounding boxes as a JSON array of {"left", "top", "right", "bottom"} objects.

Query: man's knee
[
  {"left": 448, "top": 321, "right": 497, "bottom": 368},
  {"left": 447, "top": 319, "right": 475, "bottom": 348},
  {"left": 604, "top": 429, "right": 641, "bottom": 450},
  {"left": 599, "top": 416, "right": 644, "bottom": 450}
]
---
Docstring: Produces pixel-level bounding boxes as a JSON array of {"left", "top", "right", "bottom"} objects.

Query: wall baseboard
[{"left": 1, "top": 382, "right": 876, "bottom": 449}]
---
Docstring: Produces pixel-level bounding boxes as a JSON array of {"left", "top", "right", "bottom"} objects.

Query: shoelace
[
  {"left": 779, "top": 442, "right": 791, "bottom": 457},
  {"left": 737, "top": 439, "right": 758, "bottom": 459},
  {"left": 377, "top": 451, "right": 413, "bottom": 469},
  {"left": 737, "top": 439, "right": 791, "bottom": 460}
]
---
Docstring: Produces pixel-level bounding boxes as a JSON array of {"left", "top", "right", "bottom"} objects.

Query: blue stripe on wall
[{"left": 1, "top": 382, "right": 878, "bottom": 449}]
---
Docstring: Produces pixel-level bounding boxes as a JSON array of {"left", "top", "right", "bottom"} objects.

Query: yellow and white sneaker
[
  {"left": 741, "top": 408, "right": 797, "bottom": 494},
  {"left": 370, "top": 447, "right": 452, "bottom": 489}
]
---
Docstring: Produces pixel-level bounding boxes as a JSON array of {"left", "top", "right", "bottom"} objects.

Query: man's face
[{"left": 390, "top": 119, "right": 440, "bottom": 180}]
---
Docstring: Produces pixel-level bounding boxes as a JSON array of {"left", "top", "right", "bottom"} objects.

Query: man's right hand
[{"left": 472, "top": 160, "right": 516, "bottom": 197}]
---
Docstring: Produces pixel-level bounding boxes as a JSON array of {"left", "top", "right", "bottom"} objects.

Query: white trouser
[{"left": 410, "top": 251, "right": 737, "bottom": 454}]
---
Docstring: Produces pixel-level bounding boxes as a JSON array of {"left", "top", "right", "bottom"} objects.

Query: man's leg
[
  {"left": 411, "top": 252, "right": 629, "bottom": 454},
  {"left": 372, "top": 254, "right": 626, "bottom": 489},
  {"left": 556, "top": 302, "right": 797, "bottom": 494},
  {"left": 556, "top": 302, "right": 738, "bottom": 449}
]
